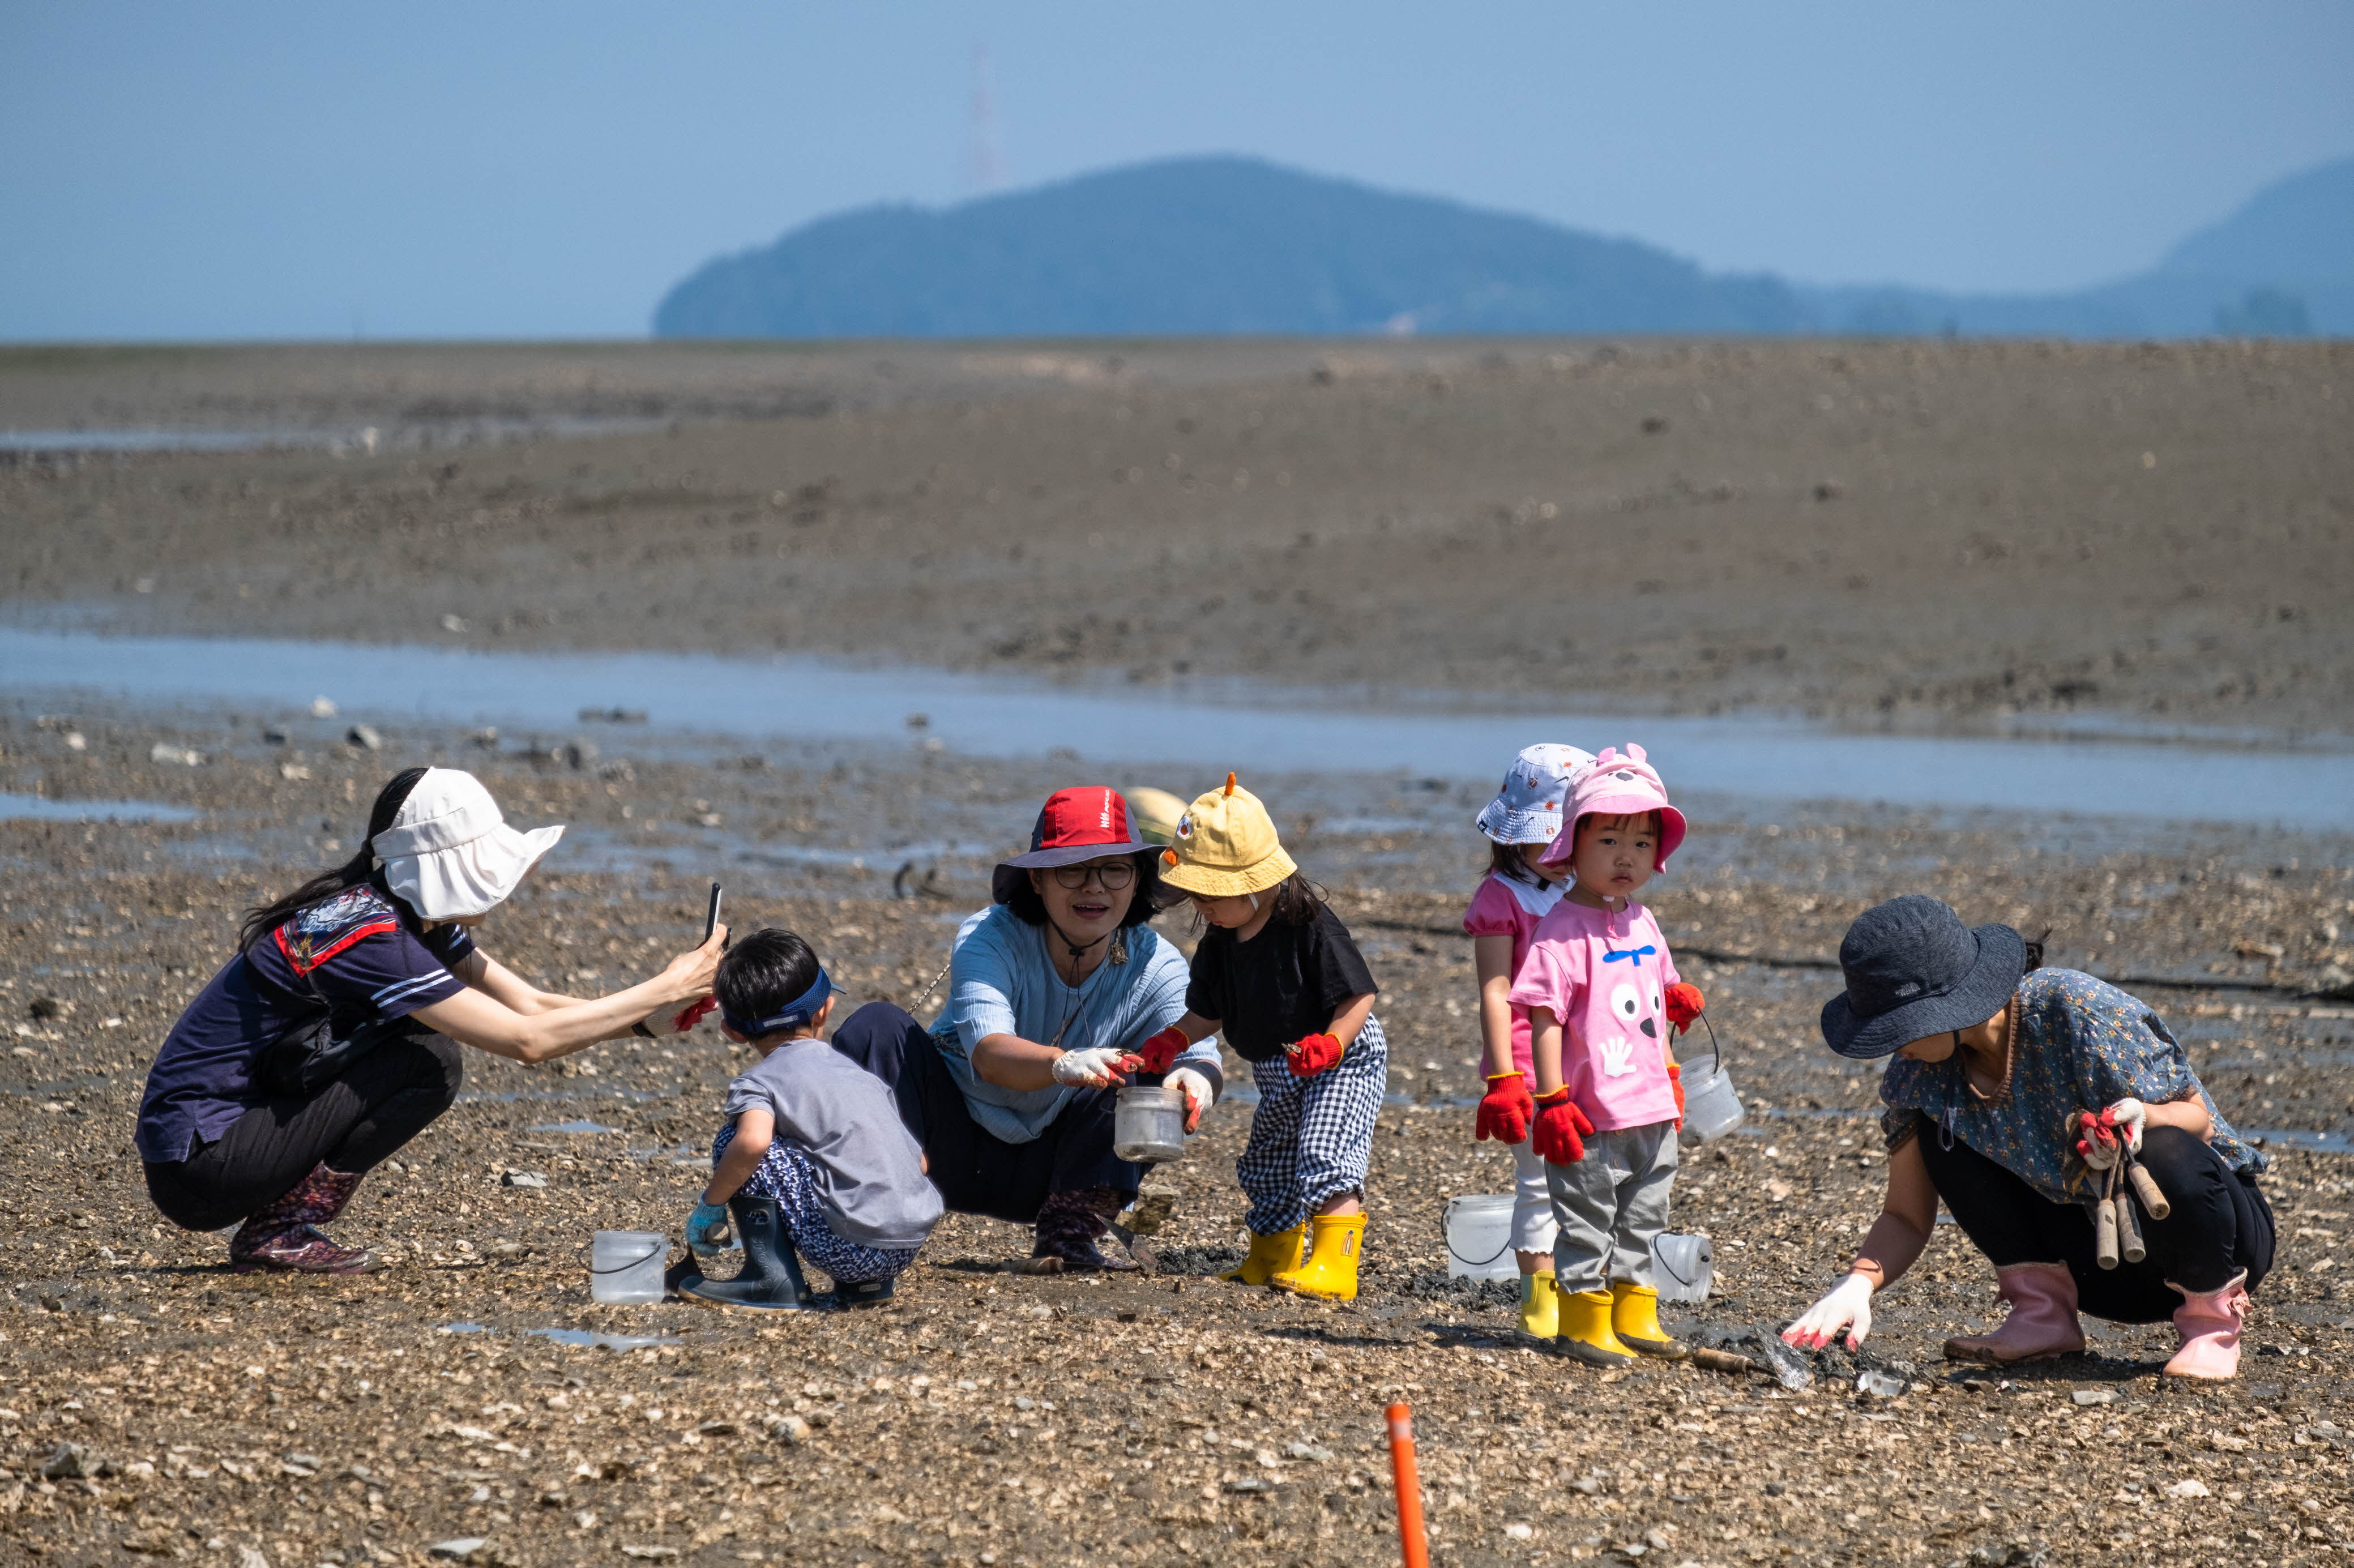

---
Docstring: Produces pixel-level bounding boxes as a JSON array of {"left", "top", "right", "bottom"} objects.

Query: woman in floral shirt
[{"left": 1782, "top": 896, "right": 2272, "bottom": 1381}]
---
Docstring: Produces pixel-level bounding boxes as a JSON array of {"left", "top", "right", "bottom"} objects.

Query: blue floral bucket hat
[{"left": 1475, "top": 744, "right": 1595, "bottom": 845}]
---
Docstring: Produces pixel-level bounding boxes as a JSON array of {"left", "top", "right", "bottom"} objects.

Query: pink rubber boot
[
  {"left": 2163, "top": 1272, "right": 2249, "bottom": 1381},
  {"left": 1942, "top": 1261, "right": 2087, "bottom": 1364},
  {"left": 230, "top": 1164, "right": 373, "bottom": 1274}
]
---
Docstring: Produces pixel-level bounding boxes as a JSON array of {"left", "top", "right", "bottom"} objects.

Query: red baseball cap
[{"left": 992, "top": 787, "right": 1147, "bottom": 904}]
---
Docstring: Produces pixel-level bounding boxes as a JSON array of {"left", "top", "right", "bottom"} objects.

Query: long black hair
[
  {"left": 1002, "top": 849, "right": 1168, "bottom": 931},
  {"left": 236, "top": 767, "right": 428, "bottom": 954},
  {"left": 1486, "top": 840, "right": 1557, "bottom": 888}
]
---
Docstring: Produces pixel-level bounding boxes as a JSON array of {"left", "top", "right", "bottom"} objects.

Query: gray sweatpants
[{"left": 1546, "top": 1120, "right": 1677, "bottom": 1295}]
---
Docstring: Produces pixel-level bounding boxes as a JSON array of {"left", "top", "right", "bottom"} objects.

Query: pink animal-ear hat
[{"left": 1536, "top": 743, "right": 1687, "bottom": 871}]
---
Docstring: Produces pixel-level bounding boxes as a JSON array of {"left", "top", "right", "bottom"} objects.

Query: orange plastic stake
[{"left": 1386, "top": 1402, "right": 1430, "bottom": 1568}]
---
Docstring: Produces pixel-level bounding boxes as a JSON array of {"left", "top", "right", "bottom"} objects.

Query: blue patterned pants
[
  {"left": 1234, "top": 1015, "right": 1389, "bottom": 1234},
  {"left": 710, "top": 1126, "right": 920, "bottom": 1284}
]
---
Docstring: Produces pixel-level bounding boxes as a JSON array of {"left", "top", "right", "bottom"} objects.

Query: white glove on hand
[
  {"left": 2107, "top": 1097, "right": 2146, "bottom": 1156},
  {"left": 1167, "top": 1066, "right": 1214, "bottom": 1133},
  {"left": 1783, "top": 1271, "right": 1874, "bottom": 1352},
  {"left": 1052, "top": 1046, "right": 1136, "bottom": 1089}
]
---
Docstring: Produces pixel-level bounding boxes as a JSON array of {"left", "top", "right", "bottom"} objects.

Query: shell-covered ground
[{"left": 4, "top": 710, "right": 2352, "bottom": 1567}]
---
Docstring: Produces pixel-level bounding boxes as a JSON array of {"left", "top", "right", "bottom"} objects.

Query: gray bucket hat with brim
[{"left": 1819, "top": 894, "right": 2027, "bottom": 1060}]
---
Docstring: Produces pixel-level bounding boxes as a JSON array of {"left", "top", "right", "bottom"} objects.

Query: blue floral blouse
[{"left": 1879, "top": 968, "right": 2259, "bottom": 1205}]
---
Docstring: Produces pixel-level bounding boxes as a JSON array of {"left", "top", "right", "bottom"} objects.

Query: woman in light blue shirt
[{"left": 831, "top": 787, "right": 1222, "bottom": 1272}]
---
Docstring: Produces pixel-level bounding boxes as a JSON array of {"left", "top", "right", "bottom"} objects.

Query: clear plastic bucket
[
  {"left": 1442, "top": 1193, "right": 1518, "bottom": 1282},
  {"left": 1677, "top": 1017, "right": 1745, "bottom": 1147},
  {"left": 1113, "top": 1085, "right": 1186, "bottom": 1163},
  {"left": 1651, "top": 1231, "right": 1714, "bottom": 1302},
  {"left": 589, "top": 1229, "right": 668, "bottom": 1304}
]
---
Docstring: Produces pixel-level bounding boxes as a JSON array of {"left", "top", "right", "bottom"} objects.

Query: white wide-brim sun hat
[{"left": 371, "top": 767, "right": 563, "bottom": 920}]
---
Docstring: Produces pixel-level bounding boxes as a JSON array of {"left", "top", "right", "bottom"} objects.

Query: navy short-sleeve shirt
[{"left": 136, "top": 886, "right": 475, "bottom": 1164}]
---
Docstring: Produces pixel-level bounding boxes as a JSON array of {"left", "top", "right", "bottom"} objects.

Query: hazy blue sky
[{"left": 6, "top": 2, "right": 2351, "bottom": 340}]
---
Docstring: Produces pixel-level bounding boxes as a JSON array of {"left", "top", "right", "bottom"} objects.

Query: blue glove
[{"left": 685, "top": 1201, "right": 736, "bottom": 1258}]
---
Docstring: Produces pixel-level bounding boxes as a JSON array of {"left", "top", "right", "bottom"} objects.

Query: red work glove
[
  {"left": 673, "top": 996, "right": 719, "bottom": 1033},
  {"left": 1475, "top": 1071, "right": 1535, "bottom": 1144},
  {"left": 1667, "top": 1058, "right": 1684, "bottom": 1130},
  {"left": 1284, "top": 1032, "right": 1343, "bottom": 1078},
  {"left": 1663, "top": 982, "right": 1705, "bottom": 1033},
  {"left": 1134, "top": 1024, "right": 1190, "bottom": 1076},
  {"left": 1531, "top": 1088, "right": 1594, "bottom": 1165}
]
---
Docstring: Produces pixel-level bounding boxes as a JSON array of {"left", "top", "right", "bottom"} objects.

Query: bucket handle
[
  {"left": 1686, "top": 1011, "right": 1726, "bottom": 1077},
  {"left": 588, "top": 1239, "right": 668, "bottom": 1274},
  {"left": 1653, "top": 1233, "right": 1710, "bottom": 1288},
  {"left": 1441, "top": 1203, "right": 1515, "bottom": 1270}
]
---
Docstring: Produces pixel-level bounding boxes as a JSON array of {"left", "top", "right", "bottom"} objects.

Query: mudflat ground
[
  {"left": 4, "top": 337, "right": 2351, "bottom": 735},
  {"left": 4, "top": 340, "right": 2354, "bottom": 1567}
]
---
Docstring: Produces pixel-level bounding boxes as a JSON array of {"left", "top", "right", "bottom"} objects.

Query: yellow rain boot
[
  {"left": 1554, "top": 1288, "right": 1636, "bottom": 1369},
  {"left": 1271, "top": 1213, "right": 1366, "bottom": 1301},
  {"left": 1220, "top": 1224, "right": 1307, "bottom": 1287},
  {"left": 1519, "top": 1269, "right": 1560, "bottom": 1339},
  {"left": 1610, "top": 1281, "right": 1689, "bottom": 1360}
]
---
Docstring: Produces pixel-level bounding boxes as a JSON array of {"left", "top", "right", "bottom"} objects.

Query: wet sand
[
  {"left": 5, "top": 340, "right": 2354, "bottom": 1566},
  {"left": 6, "top": 337, "right": 2351, "bottom": 737}
]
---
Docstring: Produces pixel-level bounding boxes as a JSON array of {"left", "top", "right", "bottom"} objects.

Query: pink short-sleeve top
[
  {"left": 1462, "top": 872, "right": 1563, "bottom": 1079},
  {"left": 1506, "top": 899, "right": 1683, "bottom": 1132}
]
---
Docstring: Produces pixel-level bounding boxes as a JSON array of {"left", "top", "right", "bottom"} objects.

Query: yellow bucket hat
[{"left": 1159, "top": 773, "right": 1298, "bottom": 899}]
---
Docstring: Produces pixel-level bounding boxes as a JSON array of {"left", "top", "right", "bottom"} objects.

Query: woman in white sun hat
[{"left": 139, "top": 766, "right": 725, "bottom": 1275}]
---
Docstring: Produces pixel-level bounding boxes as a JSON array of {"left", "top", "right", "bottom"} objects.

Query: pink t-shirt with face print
[{"left": 1507, "top": 899, "right": 1683, "bottom": 1132}]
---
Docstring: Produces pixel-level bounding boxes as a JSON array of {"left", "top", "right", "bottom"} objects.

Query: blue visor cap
[{"left": 722, "top": 967, "right": 834, "bottom": 1039}]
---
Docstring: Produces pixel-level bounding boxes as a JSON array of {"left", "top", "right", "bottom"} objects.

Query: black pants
[
  {"left": 829, "top": 1002, "right": 1140, "bottom": 1227},
  {"left": 1918, "top": 1123, "right": 2273, "bottom": 1322},
  {"left": 144, "top": 1032, "right": 464, "bottom": 1232}
]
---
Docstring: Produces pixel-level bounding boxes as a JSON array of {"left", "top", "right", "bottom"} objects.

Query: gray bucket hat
[{"left": 1819, "top": 895, "right": 2027, "bottom": 1060}]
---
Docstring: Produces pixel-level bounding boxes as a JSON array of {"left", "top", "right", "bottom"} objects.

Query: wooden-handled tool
[
  {"left": 2125, "top": 1157, "right": 2171, "bottom": 1220},
  {"left": 2113, "top": 1185, "right": 2146, "bottom": 1264}
]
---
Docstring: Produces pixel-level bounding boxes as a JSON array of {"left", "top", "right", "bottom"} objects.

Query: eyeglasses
[{"left": 1050, "top": 859, "right": 1137, "bottom": 891}]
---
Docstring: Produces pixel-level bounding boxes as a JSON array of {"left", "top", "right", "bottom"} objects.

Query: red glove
[
  {"left": 1664, "top": 982, "right": 1705, "bottom": 1033},
  {"left": 1668, "top": 1058, "right": 1684, "bottom": 1130},
  {"left": 1134, "top": 1024, "right": 1190, "bottom": 1076},
  {"left": 673, "top": 996, "right": 719, "bottom": 1032},
  {"left": 1285, "top": 1032, "right": 1343, "bottom": 1078},
  {"left": 1531, "top": 1088, "right": 1594, "bottom": 1164},
  {"left": 1475, "top": 1072, "right": 1535, "bottom": 1144}
]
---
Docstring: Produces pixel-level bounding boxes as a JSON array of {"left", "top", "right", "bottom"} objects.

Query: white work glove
[
  {"left": 1167, "top": 1067, "right": 1214, "bottom": 1134},
  {"left": 1782, "top": 1271, "right": 1874, "bottom": 1352},
  {"left": 2106, "top": 1097, "right": 2146, "bottom": 1156},
  {"left": 1052, "top": 1045, "right": 1138, "bottom": 1089}
]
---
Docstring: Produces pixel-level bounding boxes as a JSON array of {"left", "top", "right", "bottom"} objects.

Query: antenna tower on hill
[{"left": 967, "top": 44, "right": 1005, "bottom": 195}]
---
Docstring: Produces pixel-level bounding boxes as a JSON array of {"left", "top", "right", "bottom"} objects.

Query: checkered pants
[
  {"left": 1234, "top": 1015, "right": 1389, "bottom": 1235},
  {"left": 711, "top": 1125, "right": 920, "bottom": 1285}
]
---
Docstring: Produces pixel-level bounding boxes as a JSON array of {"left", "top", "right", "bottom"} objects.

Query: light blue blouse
[{"left": 929, "top": 904, "right": 1224, "bottom": 1144}]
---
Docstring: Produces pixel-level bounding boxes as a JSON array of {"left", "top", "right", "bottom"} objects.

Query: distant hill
[{"left": 655, "top": 154, "right": 2354, "bottom": 340}]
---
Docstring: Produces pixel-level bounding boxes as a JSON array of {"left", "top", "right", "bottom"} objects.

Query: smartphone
[{"left": 702, "top": 882, "right": 724, "bottom": 945}]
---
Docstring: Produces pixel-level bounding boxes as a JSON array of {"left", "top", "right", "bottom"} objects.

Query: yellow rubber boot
[
  {"left": 1271, "top": 1214, "right": 1365, "bottom": 1301},
  {"left": 1611, "top": 1281, "right": 1689, "bottom": 1360},
  {"left": 1220, "top": 1224, "right": 1306, "bottom": 1287},
  {"left": 1554, "top": 1288, "right": 1636, "bottom": 1369},
  {"left": 1519, "top": 1269, "right": 1560, "bottom": 1339}
]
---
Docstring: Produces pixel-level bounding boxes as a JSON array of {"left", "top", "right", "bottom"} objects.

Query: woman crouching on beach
[
  {"left": 1785, "top": 895, "right": 2273, "bottom": 1379},
  {"left": 138, "top": 766, "right": 724, "bottom": 1274}
]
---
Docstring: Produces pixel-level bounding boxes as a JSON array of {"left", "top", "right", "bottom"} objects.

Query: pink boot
[
  {"left": 1942, "top": 1261, "right": 2087, "bottom": 1364},
  {"left": 230, "top": 1164, "right": 374, "bottom": 1274},
  {"left": 2163, "top": 1272, "right": 2249, "bottom": 1381}
]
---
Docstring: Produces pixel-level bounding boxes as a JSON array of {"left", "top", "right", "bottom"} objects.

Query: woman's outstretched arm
[{"left": 413, "top": 927, "right": 724, "bottom": 1065}]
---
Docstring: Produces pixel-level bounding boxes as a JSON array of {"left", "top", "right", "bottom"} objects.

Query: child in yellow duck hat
[{"left": 1130, "top": 774, "right": 1388, "bottom": 1300}]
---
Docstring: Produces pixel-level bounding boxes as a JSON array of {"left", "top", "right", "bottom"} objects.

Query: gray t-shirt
[
  {"left": 930, "top": 904, "right": 1225, "bottom": 1144},
  {"left": 723, "top": 1038, "right": 944, "bottom": 1250}
]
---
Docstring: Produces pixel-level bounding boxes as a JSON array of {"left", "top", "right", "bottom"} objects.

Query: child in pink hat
[{"left": 1508, "top": 744, "right": 1707, "bottom": 1368}]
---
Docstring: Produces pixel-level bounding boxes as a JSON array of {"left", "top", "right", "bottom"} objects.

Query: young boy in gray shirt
[{"left": 680, "top": 928, "right": 942, "bottom": 1310}]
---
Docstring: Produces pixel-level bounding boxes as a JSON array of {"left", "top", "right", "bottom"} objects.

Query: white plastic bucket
[
  {"left": 1678, "top": 1018, "right": 1745, "bottom": 1147},
  {"left": 589, "top": 1229, "right": 668, "bottom": 1304},
  {"left": 1113, "top": 1085, "right": 1187, "bottom": 1163},
  {"left": 1651, "top": 1232, "right": 1713, "bottom": 1302},
  {"left": 1442, "top": 1194, "right": 1518, "bottom": 1282}
]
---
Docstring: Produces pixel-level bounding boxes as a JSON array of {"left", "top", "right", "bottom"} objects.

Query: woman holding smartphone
[{"left": 137, "top": 766, "right": 725, "bottom": 1275}]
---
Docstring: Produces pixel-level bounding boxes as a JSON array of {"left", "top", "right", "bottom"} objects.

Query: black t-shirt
[{"left": 1184, "top": 905, "right": 1377, "bottom": 1063}]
